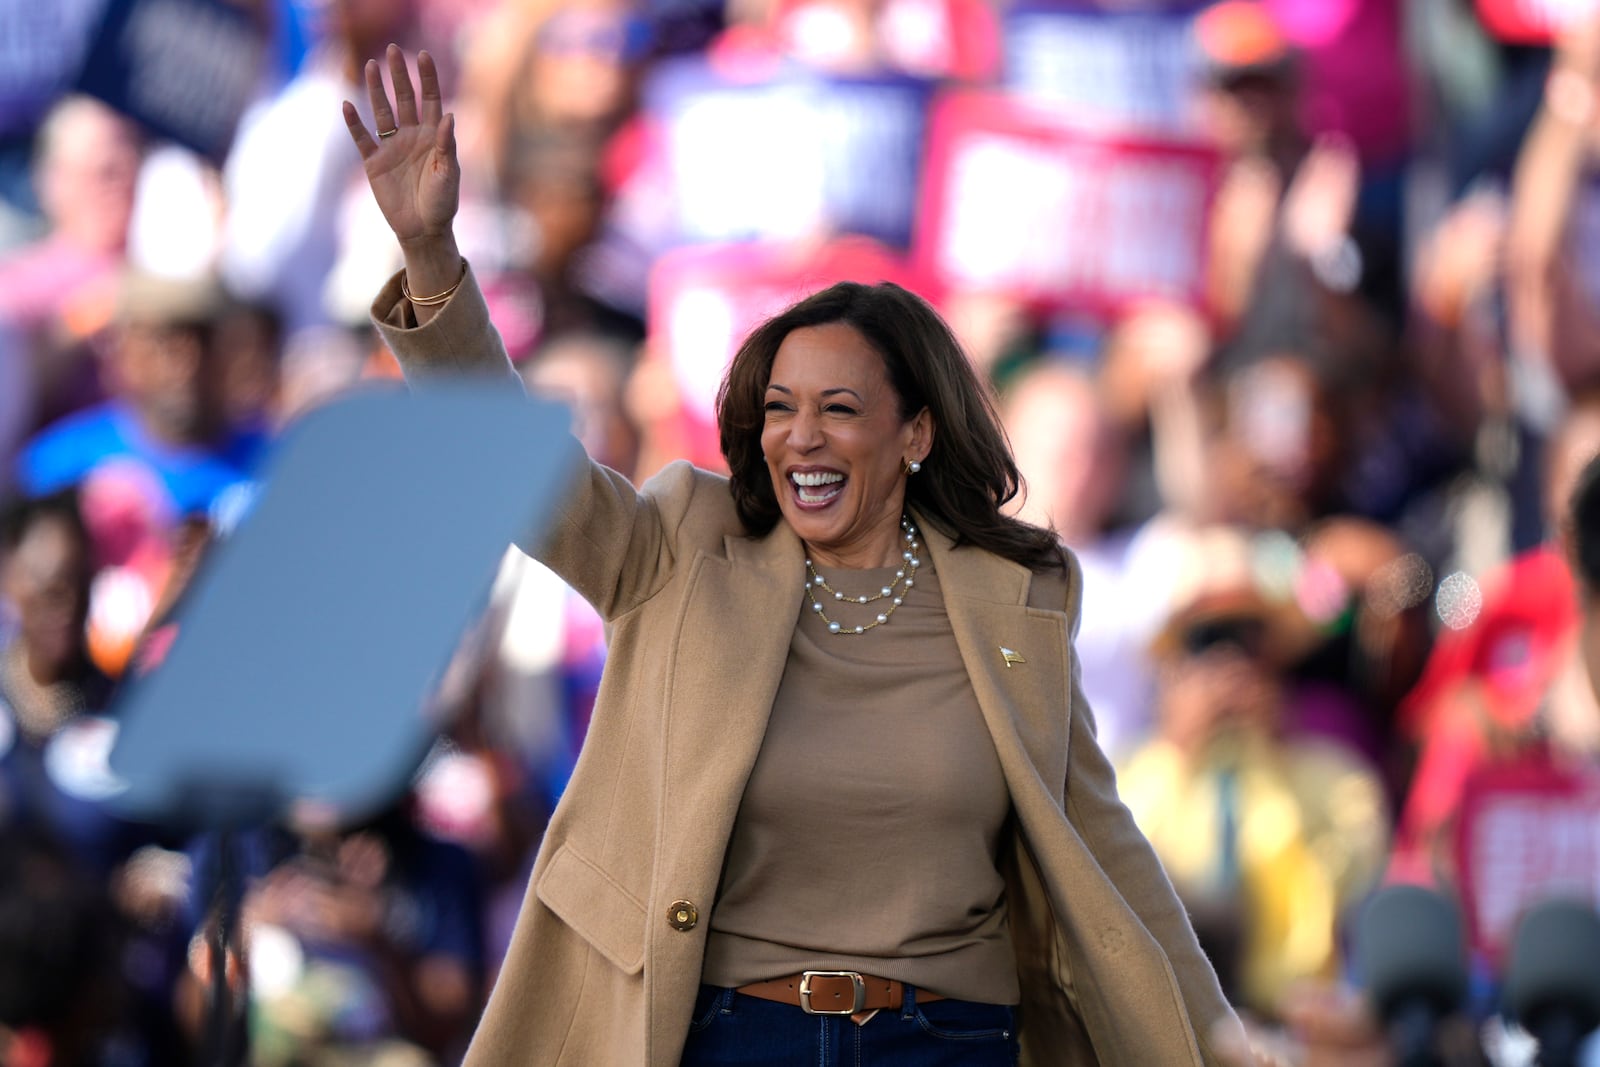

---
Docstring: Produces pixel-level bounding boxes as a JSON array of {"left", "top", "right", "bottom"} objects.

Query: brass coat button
[{"left": 667, "top": 900, "right": 698, "bottom": 932}]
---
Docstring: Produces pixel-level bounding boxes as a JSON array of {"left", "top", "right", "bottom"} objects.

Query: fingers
[
  {"left": 418, "top": 50, "right": 443, "bottom": 126},
  {"left": 388, "top": 43, "right": 419, "bottom": 127},
  {"left": 348, "top": 44, "right": 445, "bottom": 160},
  {"left": 436, "top": 111, "right": 456, "bottom": 159},
  {"left": 342, "top": 100, "right": 377, "bottom": 160},
  {"left": 365, "top": 57, "right": 396, "bottom": 136}
]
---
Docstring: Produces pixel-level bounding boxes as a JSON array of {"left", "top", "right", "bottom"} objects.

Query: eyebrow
[{"left": 763, "top": 385, "right": 866, "bottom": 403}]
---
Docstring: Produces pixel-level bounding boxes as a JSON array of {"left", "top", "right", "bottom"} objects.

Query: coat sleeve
[
  {"left": 371, "top": 265, "right": 525, "bottom": 389},
  {"left": 1054, "top": 549, "right": 1249, "bottom": 1066},
  {"left": 369, "top": 266, "right": 709, "bottom": 619}
]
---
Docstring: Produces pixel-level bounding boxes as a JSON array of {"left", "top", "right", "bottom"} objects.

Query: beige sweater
[{"left": 702, "top": 559, "right": 1020, "bottom": 1003}]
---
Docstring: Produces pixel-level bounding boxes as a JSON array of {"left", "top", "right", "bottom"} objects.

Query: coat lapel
[
  {"left": 660, "top": 525, "right": 804, "bottom": 832},
  {"left": 923, "top": 522, "right": 1072, "bottom": 799},
  {"left": 929, "top": 530, "right": 1211, "bottom": 1065},
  {"left": 647, "top": 524, "right": 804, "bottom": 1064}
]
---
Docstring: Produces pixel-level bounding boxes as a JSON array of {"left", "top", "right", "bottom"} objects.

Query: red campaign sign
[
  {"left": 647, "top": 238, "right": 937, "bottom": 429},
  {"left": 1476, "top": 0, "right": 1600, "bottom": 43},
  {"left": 914, "top": 91, "right": 1222, "bottom": 318},
  {"left": 1454, "top": 748, "right": 1600, "bottom": 963}
]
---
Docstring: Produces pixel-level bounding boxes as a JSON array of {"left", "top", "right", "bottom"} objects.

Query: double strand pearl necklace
[{"left": 803, "top": 516, "right": 921, "bottom": 636}]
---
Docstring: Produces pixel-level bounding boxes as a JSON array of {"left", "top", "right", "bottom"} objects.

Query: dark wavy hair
[{"left": 715, "top": 281, "right": 1065, "bottom": 572}]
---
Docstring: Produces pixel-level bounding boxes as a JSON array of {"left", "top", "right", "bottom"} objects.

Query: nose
[{"left": 788, "top": 407, "right": 823, "bottom": 451}]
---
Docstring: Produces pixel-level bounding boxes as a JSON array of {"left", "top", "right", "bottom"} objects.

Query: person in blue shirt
[{"left": 16, "top": 269, "right": 268, "bottom": 520}]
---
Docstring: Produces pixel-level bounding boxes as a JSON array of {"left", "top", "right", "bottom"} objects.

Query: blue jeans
[{"left": 678, "top": 984, "right": 1020, "bottom": 1066}]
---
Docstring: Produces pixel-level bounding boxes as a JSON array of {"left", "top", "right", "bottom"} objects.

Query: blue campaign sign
[
  {"left": 0, "top": 0, "right": 104, "bottom": 137},
  {"left": 73, "top": 0, "right": 265, "bottom": 163},
  {"left": 1002, "top": 1, "right": 1208, "bottom": 134},
  {"left": 647, "top": 55, "right": 932, "bottom": 248}
]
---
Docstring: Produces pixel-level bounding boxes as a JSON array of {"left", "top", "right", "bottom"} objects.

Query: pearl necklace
[{"left": 803, "top": 516, "right": 921, "bottom": 636}]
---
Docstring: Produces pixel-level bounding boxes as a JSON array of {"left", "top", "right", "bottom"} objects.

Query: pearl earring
[{"left": 908, "top": 460, "right": 922, "bottom": 474}]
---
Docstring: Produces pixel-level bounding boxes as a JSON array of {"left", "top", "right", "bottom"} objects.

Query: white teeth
[
  {"left": 797, "top": 483, "right": 842, "bottom": 503},
  {"left": 792, "top": 471, "right": 844, "bottom": 487}
]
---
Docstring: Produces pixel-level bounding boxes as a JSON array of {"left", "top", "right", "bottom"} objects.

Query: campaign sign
[
  {"left": 0, "top": 0, "right": 103, "bottom": 136},
  {"left": 773, "top": 0, "right": 1001, "bottom": 81},
  {"left": 648, "top": 238, "right": 934, "bottom": 430},
  {"left": 914, "top": 91, "right": 1221, "bottom": 317},
  {"left": 1455, "top": 750, "right": 1600, "bottom": 962},
  {"left": 1476, "top": 0, "right": 1600, "bottom": 43},
  {"left": 1002, "top": 1, "right": 1207, "bottom": 134},
  {"left": 74, "top": 0, "right": 265, "bottom": 163},
  {"left": 646, "top": 56, "right": 932, "bottom": 248}
]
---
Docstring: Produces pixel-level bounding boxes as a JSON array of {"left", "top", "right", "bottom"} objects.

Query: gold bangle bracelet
[{"left": 402, "top": 257, "right": 468, "bottom": 307}]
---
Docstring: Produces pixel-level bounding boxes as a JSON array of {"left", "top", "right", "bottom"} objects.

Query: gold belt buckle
[{"left": 798, "top": 970, "right": 867, "bottom": 1015}]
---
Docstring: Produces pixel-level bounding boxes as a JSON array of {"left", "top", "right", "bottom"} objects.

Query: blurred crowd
[{"left": 4, "top": 0, "right": 1600, "bottom": 1063}]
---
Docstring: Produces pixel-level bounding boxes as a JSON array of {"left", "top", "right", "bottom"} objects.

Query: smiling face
[{"left": 761, "top": 322, "right": 932, "bottom": 569}]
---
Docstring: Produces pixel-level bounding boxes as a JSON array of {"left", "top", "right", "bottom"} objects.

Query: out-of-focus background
[{"left": 3, "top": 0, "right": 1600, "bottom": 1063}]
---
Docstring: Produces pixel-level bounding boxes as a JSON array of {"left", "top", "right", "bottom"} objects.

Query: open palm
[{"left": 342, "top": 46, "right": 459, "bottom": 249}]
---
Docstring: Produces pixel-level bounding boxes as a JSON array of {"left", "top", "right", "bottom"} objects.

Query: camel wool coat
[{"left": 373, "top": 268, "right": 1246, "bottom": 1066}]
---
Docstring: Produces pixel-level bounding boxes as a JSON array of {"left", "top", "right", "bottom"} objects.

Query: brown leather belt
[{"left": 736, "top": 970, "right": 945, "bottom": 1026}]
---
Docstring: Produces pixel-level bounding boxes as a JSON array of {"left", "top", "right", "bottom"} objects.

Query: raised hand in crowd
[
  {"left": 1280, "top": 135, "right": 1362, "bottom": 268},
  {"left": 1507, "top": 11, "right": 1600, "bottom": 387}
]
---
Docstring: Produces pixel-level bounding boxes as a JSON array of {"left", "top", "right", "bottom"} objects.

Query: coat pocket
[{"left": 535, "top": 841, "right": 648, "bottom": 975}]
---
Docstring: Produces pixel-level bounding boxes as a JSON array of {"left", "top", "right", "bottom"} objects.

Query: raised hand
[
  {"left": 343, "top": 45, "right": 462, "bottom": 312},
  {"left": 1281, "top": 135, "right": 1360, "bottom": 264}
]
